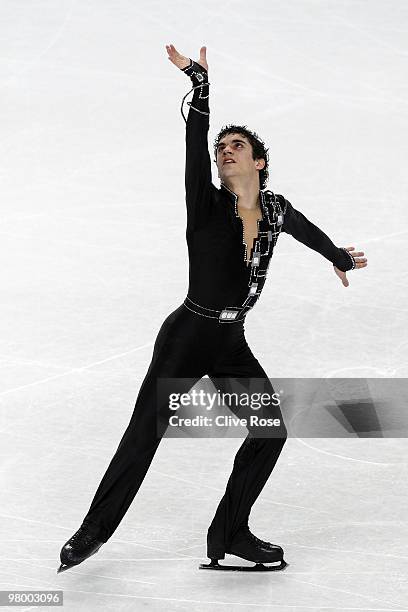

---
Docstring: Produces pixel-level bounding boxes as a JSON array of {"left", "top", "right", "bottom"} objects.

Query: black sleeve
[
  {"left": 180, "top": 59, "right": 213, "bottom": 231},
  {"left": 279, "top": 196, "right": 355, "bottom": 272}
]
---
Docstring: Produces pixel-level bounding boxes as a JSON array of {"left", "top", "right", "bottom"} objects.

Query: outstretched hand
[
  {"left": 165, "top": 44, "right": 208, "bottom": 72},
  {"left": 333, "top": 246, "right": 367, "bottom": 287}
]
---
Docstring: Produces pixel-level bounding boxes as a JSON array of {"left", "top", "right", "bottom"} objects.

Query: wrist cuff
[
  {"left": 339, "top": 247, "right": 356, "bottom": 271},
  {"left": 181, "top": 59, "right": 208, "bottom": 86}
]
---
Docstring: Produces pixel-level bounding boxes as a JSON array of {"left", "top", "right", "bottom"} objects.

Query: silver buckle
[{"left": 219, "top": 309, "right": 239, "bottom": 321}]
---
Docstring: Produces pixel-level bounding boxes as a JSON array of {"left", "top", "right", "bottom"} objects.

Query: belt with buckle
[{"left": 183, "top": 296, "right": 247, "bottom": 323}]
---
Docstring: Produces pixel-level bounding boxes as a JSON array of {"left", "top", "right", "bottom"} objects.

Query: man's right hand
[{"left": 166, "top": 44, "right": 208, "bottom": 73}]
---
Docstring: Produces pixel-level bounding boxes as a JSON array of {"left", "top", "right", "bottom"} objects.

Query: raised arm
[
  {"left": 166, "top": 44, "right": 213, "bottom": 231},
  {"left": 278, "top": 195, "right": 357, "bottom": 272}
]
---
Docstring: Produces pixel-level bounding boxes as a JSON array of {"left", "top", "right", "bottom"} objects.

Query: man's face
[{"left": 215, "top": 133, "right": 265, "bottom": 185}]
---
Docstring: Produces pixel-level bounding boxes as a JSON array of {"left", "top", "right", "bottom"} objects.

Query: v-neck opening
[
  {"left": 239, "top": 198, "right": 264, "bottom": 268},
  {"left": 220, "top": 183, "right": 266, "bottom": 268}
]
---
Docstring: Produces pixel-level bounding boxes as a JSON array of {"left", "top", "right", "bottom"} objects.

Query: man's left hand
[{"left": 334, "top": 246, "right": 367, "bottom": 287}]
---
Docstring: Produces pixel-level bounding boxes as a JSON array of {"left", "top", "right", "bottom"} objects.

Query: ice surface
[{"left": 0, "top": 0, "right": 407, "bottom": 610}]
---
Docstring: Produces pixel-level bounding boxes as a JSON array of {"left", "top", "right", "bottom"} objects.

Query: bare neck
[{"left": 224, "top": 178, "right": 261, "bottom": 210}]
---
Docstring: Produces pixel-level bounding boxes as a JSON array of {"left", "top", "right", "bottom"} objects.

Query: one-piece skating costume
[{"left": 82, "top": 60, "right": 355, "bottom": 559}]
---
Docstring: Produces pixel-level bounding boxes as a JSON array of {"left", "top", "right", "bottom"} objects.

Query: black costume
[{"left": 79, "top": 60, "right": 355, "bottom": 561}]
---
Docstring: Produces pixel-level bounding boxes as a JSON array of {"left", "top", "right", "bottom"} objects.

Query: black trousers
[{"left": 82, "top": 304, "right": 287, "bottom": 556}]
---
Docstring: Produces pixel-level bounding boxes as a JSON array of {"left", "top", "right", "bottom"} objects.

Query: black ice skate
[
  {"left": 236, "top": 525, "right": 282, "bottom": 552},
  {"left": 200, "top": 526, "right": 288, "bottom": 572},
  {"left": 57, "top": 524, "right": 105, "bottom": 574}
]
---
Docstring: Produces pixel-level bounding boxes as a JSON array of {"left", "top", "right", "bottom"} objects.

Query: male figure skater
[{"left": 57, "top": 45, "right": 367, "bottom": 573}]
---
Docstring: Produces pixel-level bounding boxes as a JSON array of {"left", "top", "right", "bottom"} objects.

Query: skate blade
[
  {"left": 199, "top": 559, "right": 288, "bottom": 572},
  {"left": 57, "top": 563, "right": 73, "bottom": 574}
]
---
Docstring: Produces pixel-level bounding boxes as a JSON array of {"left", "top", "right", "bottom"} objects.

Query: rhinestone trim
[{"left": 339, "top": 247, "right": 356, "bottom": 270}]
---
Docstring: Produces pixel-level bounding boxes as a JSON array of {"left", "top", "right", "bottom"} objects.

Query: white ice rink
[{"left": 1, "top": 0, "right": 407, "bottom": 610}]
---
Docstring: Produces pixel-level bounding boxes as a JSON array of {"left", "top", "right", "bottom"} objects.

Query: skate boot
[
  {"left": 200, "top": 526, "right": 288, "bottom": 572},
  {"left": 57, "top": 524, "right": 105, "bottom": 574},
  {"left": 236, "top": 525, "right": 283, "bottom": 552}
]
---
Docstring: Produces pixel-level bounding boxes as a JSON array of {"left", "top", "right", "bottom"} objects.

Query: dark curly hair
[{"left": 213, "top": 124, "right": 269, "bottom": 190}]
